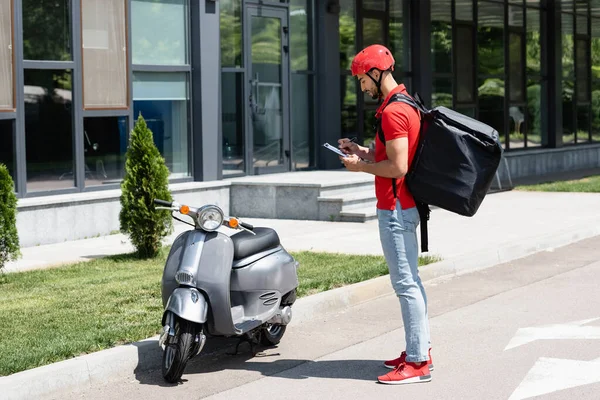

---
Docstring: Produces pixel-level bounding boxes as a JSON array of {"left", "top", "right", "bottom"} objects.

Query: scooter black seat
[{"left": 231, "top": 227, "right": 281, "bottom": 260}]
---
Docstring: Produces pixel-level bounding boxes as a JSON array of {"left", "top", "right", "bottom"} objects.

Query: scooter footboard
[{"left": 162, "top": 288, "right": 208, "bottom": 325}]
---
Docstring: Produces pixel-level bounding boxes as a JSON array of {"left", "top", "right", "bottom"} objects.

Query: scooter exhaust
[{"left": 266, "top": 306, "right": 293, "bottom": 325}]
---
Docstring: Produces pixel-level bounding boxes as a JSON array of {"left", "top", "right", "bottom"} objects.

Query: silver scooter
[{"left": 154, "top": 198, "right": 299, "bottom": 383}]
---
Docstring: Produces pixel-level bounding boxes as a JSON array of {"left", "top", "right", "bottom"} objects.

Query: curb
[{"left": 2, "top": 226, "right": 600, "bottom": 399}]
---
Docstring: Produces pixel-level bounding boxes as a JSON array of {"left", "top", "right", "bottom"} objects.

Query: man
[{"left": 338, "top": 44, "right": 432, "bottom": 385}]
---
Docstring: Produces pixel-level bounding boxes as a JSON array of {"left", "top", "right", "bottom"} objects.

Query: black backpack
[{"left": 375, "top": 92, "right": 503, "bottom": 252}]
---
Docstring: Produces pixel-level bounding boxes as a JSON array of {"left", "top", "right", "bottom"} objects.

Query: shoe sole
[
  {"left": 384, "top": 363, "right": 434, "bottom": 371},
  {"left": 378, "top": 375, "right": 432, "bottom": 385}
]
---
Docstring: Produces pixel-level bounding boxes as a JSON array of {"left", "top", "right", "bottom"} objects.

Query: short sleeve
[{"left": 380, "top": 103, "right": 411, "bottom": 141}]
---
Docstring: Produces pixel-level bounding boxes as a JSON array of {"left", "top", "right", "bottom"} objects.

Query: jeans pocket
[{"left": 400, "top": 207, "right": 419, "bottom": 232}]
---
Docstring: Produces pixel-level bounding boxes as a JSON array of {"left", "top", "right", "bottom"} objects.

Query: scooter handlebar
[
  {"left": 240, "top": 221, "right": 254, "bottom": 231},
  {"left": 154, "top": 199, "right": 172, "bottom": 207}
]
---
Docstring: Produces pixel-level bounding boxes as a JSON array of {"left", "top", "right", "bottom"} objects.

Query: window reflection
[
  {"left": 431, "top": 1, "right": 452, "bottom": 74},
  {"left": 433, "top": 77, "right": 452, "bottom": 108},
  {"left": 22, "top": 0, "right": 71, "bottom": 61},
  {"left": 290, "top": 0, "right": 308, "bottom": 71},
  {"left": 24, "top": 69, "right": 74, "bottom": 192},
  {"left": 132, "top": 0, "right": 189, "bottom": 65},
  {"left": 222, "top": 72, "right": 245, "bottom": 175},
  {"left": 133, "top": 72, "right": 190, "bottom": 177},
  {"left": 478, "top": 1, "right": 505, "bottom": 143},
  {"left": 363, "top": 18, "right": 385, "bottom": 48},
  {"left": 592, "top": 24, "right": 600, "bottom": 142},
  {"left": 220, "top": 0, "right": 243, "bottom": 68},
  {"left": 341, "top": 75, "right": 358, "bottom": 137},
  {"left": 0, "top": 119, "right": 15, "bottom": 184},
  {"left": 83, "top": 117, "right": 128, "bottom": 186},
  {"left": 339, "top": 0, "right": 356, "bottom": 71}
]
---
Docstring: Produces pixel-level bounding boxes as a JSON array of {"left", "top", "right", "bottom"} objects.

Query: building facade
[{"left": 1, "top": 0, "right": 600, "bottom": 200}]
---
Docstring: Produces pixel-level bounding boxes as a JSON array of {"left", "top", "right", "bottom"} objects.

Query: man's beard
[{"left": 369, "top": 87, "right": 379, "bottom": 100}]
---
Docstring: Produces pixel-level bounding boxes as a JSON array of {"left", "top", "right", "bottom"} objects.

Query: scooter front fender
[{"left": 162, "top": 287, "right": 208, "bottom": 325}]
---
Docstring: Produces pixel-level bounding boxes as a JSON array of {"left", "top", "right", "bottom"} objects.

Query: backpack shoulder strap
[{"left": 376, "top": 92, "right": 428, "bottom": 146}]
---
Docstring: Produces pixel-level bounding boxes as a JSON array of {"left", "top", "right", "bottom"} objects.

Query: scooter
[{"left": 154, "top": 198, "right": 299, "bottom": 383}]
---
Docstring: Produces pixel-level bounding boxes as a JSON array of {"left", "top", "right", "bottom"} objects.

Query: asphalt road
[{"left": 53, "top": 236, "right": 600, "bottom": 400}]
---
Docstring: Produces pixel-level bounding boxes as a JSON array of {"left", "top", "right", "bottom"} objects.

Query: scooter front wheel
[{"left": 162, "top": 318, "right": 196, "bottom": 383}]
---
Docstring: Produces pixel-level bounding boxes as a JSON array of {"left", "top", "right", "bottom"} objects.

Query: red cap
[{"left": 350, "top": 44, "right": 395, "bottom": 76}]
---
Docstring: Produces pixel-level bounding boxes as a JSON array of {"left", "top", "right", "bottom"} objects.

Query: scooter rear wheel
[
  {"left": 162, "top": 319, "right": 196, "bottom": 383},
  {"left": 261, "top": 324, "right": 287, "bottom": 346}
]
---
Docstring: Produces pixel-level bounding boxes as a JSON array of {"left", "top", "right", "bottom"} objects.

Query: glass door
[{"left": 245, "top": 5, "right": 290, "bottom": 174}]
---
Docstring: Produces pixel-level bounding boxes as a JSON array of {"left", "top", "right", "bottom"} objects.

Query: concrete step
[
  {"left": 317, "top": 189, "right": 376, "bottom": 210},
  {"left": 318, "top": 179, "right": 374, "bottom": 198},
  {"left": 338, "top": 206, "right": 378, "bottom": 223}
]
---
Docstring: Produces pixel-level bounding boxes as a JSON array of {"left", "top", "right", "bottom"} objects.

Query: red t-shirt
[{"left": 374, "top": 84, "right": 421, "bottom": 210}]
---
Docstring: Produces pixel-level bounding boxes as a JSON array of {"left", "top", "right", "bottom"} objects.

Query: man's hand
[
  {"left": 340, "top": 154, "right": 363, "bottom": 172},
  {"left": 338, "top": 138, "right": 359, "bottom": 155}
]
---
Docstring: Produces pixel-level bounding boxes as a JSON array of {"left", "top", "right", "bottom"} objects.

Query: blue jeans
[{"left": 377, "top": 199, "right": 431, "bottom": 363}]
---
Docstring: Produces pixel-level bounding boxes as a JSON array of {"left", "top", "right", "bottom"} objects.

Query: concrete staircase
[
  {"left": 317, "top": 180, "right": 377, "bottom": 222},
  {"left": 228, "top": 170, "right": 377, "bottom": 222}
]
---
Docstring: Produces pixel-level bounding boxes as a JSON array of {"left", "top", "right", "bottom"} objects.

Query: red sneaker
[
  {"left": 384, "top": 348, "right": 434, "bottom": 371},
  {"left": 378, "top": 361, "right": 432, "bottom": 385}
]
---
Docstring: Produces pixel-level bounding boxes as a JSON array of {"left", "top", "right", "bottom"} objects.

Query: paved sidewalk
[
  {"left": 6, "top": 189, "right": 600, "bottom": 276},
  {"left": 2, "top": 189, "right": 600, "bottom": 400}
]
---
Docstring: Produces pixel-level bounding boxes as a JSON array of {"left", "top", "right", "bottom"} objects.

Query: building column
[
  {"left": 543, "top": 0, "right": 563, "bottom": 148},
  {"left": 409, "top": 0, "right": 432, "bottom": 107},
  {"left": 191, "top": 0, "right": 222, "bottom": 181},
  {"left": 315, "top": 0, "right": 342, "bottom": 170}
]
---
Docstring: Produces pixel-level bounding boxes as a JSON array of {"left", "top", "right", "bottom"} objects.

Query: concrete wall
[
  {"left": 16, "top": 182, "right": 230, "bottom": 247},
  {"left": 499, "top": 144, "right": 600, "bottom": 181}
]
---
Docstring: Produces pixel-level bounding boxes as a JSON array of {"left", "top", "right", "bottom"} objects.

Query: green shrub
[
  {"left": 0, "top": 164, "right": 20, "bottom": 274},
  {"left": 119, "top": 115, "right": 173, "bottom": 259}
]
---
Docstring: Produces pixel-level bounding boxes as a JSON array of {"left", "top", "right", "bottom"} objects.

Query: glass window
[
  {"left": 592, "top": 20, "right": 600, "bottom": 142},
  {"left": 389, "top": 0, "right": 405, "bottom": 70},
  {"left": 576, "top": 14, "right": 588, "bottom": 35},
  {"left": 132, "top": 0, "right": 189, "bottom": 65},
  {"left": 526, "top": 78, "right": 542, "bottom": 147},
  {"left": 431, "top": 1, "right": 452, "bottom": 74},
  {"left": 563, "top": 80, "right": 575, "bottom": 143},
  {"left": 341, "top": 75, "right": 358, "bottom": 136},
  {"left": 577, "top": 104, "right": 591, "bottom": 142},
  {"left": 24, "top": 69, "right": 74, "bottom": 192},
  {"left": 339, "top": 0, "right": 355, "bottom": 71},
  {"left": 0, "top": 119, "right": 15, "bottom": 183},
  {"left": 84, "top": 117, "right": 128, "bottom": 186},
  {"left": 478, "top": 76, "right": 505, "bottom": 144},
  {"left": 576, "top": 37, "right": 590, "bottom": 102},
  {"left": 22, "top": 0, "right": 71, "bottom": 61},
  {"left": 133, "top": 72, "right": 190, "bottom": 177},
  {"left": 509, "top": 32, "right": 525, "bottom": 102},
  {"left": 526, "top": 8, "right": 541, "bottom": 75},
  {"left": 363, "top": 18, "right": 385, "bottom": 48},
  {"left": 363, "top": 0, "right": 385, "bottom": 11},
  {"left": 562, "top": 13, "right": 574, "bottom": 79},
  {"left": 291, "top": 73, "right": 313, "bottom": 169},
  {"left": 456, "top": 0, "right": 474, "bottom": 22},
  {"left": 456, "top": 24, "right": 474, "bottom": 103},
  {"left": 290, "top": 0, "right": 309, "bottom": 71},
  {"left": 363, "top": 109, "right": 377, "bottom": 147},
  {"left": 0, "top": 0, "right": 14, "bottom": 110},
  {"left": 432, "top": 77, "right": 453, "bottom": 108},
  {"left": 82, "top": 0, "right": 128, "bottom": 109},
  {"left": 478, "top": 1, "right": 505, "bottom": 76},
  {"left": 509, "top": 105, "right": 526, "bottom": 148},
  {"left": 508, "top": 5, "right": 524, "bottom": 27},
  {"left": 220, "top": 0, "right": 242, "bottom": 68},
  {"left": 221, "top": 72, "right": 245, "bottom": 175}
]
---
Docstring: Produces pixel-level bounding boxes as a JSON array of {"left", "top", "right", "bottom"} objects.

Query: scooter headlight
[{"left": 197, "top": 205, "right": 224, "bottom": 231}]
